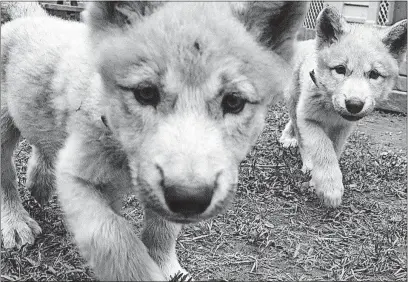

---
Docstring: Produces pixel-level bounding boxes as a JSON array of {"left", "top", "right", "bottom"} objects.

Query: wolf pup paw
[
  {"left": 1, "top": 209, "right": 42, "bottom": 249},
  {"left": 279, "top": 135, "right": 298, "bottom": 148},
  {"left": 301, "top": 162, "right": 313, "bottom": 174},
  {"left": 169, "top": 271, "right": 193, "bottom": 282},
  {"left": 314, "top": 179, "right": 344, "bottom": 208},
  {"left": 162, "top": 260, "right": 192, "bottom": 281}
]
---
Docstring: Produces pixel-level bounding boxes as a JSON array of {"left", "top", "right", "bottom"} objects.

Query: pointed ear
[
  {"left": 382, "top": 19, "right": 407, "bottom": 62},
  {"left": 315, "top": 6, "right": 349, "bottom": 49},
  {"left": 85, "top": 1, "right": 163, "bottom": 33},
  {"left": 232, "top": 2, "right": 309, "bottom": 63}
]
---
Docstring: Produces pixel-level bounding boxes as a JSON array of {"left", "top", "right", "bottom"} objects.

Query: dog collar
[{"left": 309, "top": 69, "right": 318, "bottom": 87}]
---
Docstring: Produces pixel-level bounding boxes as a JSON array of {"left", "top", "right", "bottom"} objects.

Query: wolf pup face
[
  {"left": 86, "top": 2, "right": 307, "bottom": 223},
  {"left": 314, "top": 6, "right": 407, "bottom": 121}
]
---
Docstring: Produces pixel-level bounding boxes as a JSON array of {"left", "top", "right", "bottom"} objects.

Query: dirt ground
[
  {"left": 1, "top": 106, "right": 407, "bottom": 281},
  {"left": 357, "top": 110, "right": 406, "bottom": 152}
]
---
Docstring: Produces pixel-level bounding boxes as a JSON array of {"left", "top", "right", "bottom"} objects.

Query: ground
[{"left": 1, "top": 104, "right": 406, "bottom": 281}]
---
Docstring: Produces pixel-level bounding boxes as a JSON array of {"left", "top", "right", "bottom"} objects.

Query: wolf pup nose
[
  {"left": 345, "top": 98, "right": 364, "bottom": 114},
  {"left": 163, "top": 183, "right": 215, "bottom": 216},
  {"left": 157, "top": 164, "right": 218, "bottom": 216}
]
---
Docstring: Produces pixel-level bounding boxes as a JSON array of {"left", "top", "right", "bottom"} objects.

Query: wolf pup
[
  {"left": 1, "top": 1, "right": 307, "bottom": 280},
  {"left": 279, "top": 6, "right": 407, "bottom": 208}
]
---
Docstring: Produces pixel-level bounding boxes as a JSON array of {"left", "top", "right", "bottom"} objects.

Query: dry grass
[{"left": 1, "top": 104, "right": 406, "bottom": 281}]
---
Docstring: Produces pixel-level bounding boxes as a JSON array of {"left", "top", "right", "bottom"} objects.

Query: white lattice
[
  {"left": 377, "top": 0, "right": 390, "bottom": 25},
  {"left": 303, "top": 0, "right": 325, "bottom": 29}
]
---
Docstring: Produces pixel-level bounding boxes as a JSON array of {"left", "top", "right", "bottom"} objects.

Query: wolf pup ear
[
  {"left": 315, "top": 6, "right": 349, "bottom": 49},
  {"left": 382, "top": 19, "right": 407, "bottom": 62},
  {"left": 86, "top": 1, "right": 162, "bottom": 32},
  {"left": 233, "top": 2, "right": 309, "bottom": 63}
]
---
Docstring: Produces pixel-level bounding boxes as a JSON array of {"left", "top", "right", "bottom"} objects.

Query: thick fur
[
  {"left": 280, "top": 6, "right": 407, "bottom": 208},
  {"left": 1, "top": 1, "right": 307, "bottom": 280}
]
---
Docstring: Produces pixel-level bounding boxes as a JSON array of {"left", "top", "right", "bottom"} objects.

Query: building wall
[{"left": 393, "top": 1, "right": 407, "bottom": 22}]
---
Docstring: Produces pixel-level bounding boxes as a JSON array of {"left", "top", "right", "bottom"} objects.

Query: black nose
[
  {"left": 163, "top": 185, "right": 214, "bottom": 216},
  {"left": 345, "top": 99, "right": 364, "bottom": 114}
]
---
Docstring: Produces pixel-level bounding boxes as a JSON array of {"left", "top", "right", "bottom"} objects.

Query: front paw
[
  {"left": 279, "top": 135, "right": 298, "bottom": 148},
  {"left": 301, "top": 161, "right": 313, "bottom": 174},
  {"left": 317, "top": 185, "right": 343, "bottom": 208},
  {"left": 162, "top": 260, "right": 192, "bottom": 281},
  {"left": 169, "top": 271, "right": 193, "bottom": 282},
  {"left": 1, "top": 209, "right": 42, "bottom": 249},
  {"left": 312, "top": 171, "right": 344, "bottom": 208}
]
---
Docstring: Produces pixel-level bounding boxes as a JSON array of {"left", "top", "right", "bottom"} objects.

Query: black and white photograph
[{"left": 1, "top": 1, "right": 407, "bottom": 281}]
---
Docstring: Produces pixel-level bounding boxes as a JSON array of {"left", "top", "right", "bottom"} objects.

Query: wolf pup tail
[{"left": 1, "top": 2, "right": 47, "bottom": 23}]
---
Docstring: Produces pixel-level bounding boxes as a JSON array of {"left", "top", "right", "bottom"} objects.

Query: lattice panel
[
  {"left": 303, "top": 0, "right": 325, "bottom": 29},
  {"left": 377, "top": 0, "right": 390, "bottom": 25}
]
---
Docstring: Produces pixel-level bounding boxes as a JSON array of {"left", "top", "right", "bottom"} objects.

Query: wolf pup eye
[
  {"left": 368, "top": 70, "right": 380, "bottom": 80},
  {"left": 332, "top": 65, "right": 346, "bottom": 75},
  {"left": 133, "top": 86, "right": 160, "bottom": 107},
  {"left": 222, "top": 94, "right": 246, "bottom": 115}
]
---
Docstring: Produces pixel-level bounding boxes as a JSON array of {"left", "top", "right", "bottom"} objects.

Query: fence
[
  {"left": 298, "top": 0, "right": 396, "bottom": 41},
  {"left": 40, "top": 1, "right": 84, "bottom": 21}
]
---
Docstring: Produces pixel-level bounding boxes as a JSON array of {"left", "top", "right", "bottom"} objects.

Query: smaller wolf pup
[{"left": 279, "top": 6, "right": 407, "bottom": 207}]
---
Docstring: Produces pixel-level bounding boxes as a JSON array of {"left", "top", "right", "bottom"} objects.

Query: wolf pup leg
[
  {"left": 1, "top": 1, "right": 62, "bottom": 249},
  {"left": 56, "top": 134, "right": 166, "bottom": 281},
  {"left": 142, "top": 209, "right": 186, "bottom": 280},
  {"left": 1, "top": 108, "right": 42, "bottom": 249},
  {"left": 297, "top": 119, "right": 344, "bottom": 207},
  {"left": 25, "top": 146, "right": 57, "bottom": 206},
  {"left": 279, "top": 119, "right": 298, "bottom": 148}
]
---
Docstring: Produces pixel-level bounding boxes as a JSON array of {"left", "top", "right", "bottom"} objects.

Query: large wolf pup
[
  {"left": 279, "top": 6, "right": 407, "bottom": 208},
  {"left": 1, "top": 1, "right": 307, "bottom": 280}
]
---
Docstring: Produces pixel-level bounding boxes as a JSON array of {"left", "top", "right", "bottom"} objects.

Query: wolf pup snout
[
  {"left": 162, "top": 183, "right": 215, "bottom": 216},
  {"left": 135, "top": 111, "right": 237, "bottom": 223},
  {"left": 157, "top": 164, "right": 219, "bottom": 216},
  {"left": 345, "top": 98, "right": 364, "bottom": 114}
]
